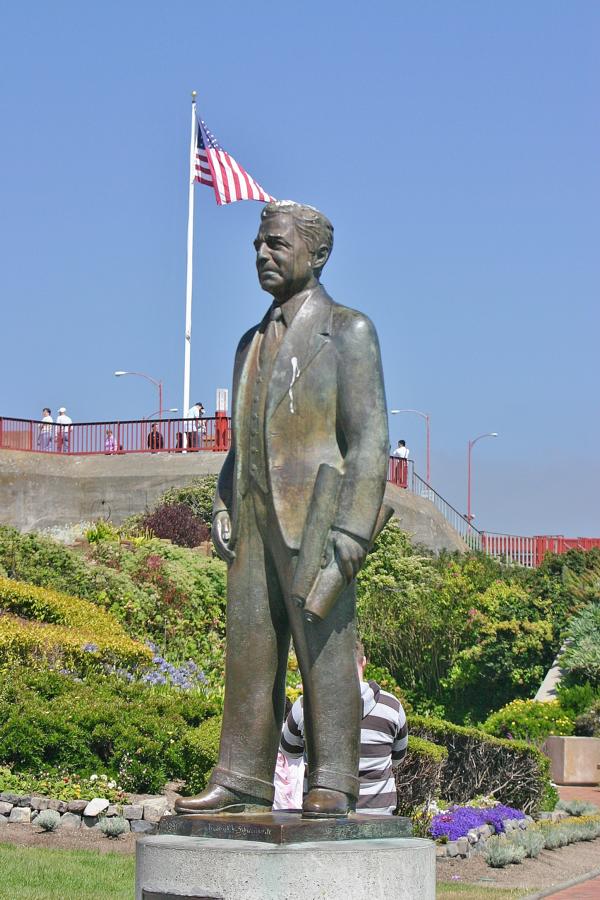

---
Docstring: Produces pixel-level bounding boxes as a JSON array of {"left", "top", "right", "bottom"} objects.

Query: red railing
[
  {"left": 387, "top": 457, "right": 410, "bottom": 489},
  {"left": 482, "top": 533, "right": 600, "bottom": 568},
  {"left": 0, "top": 416, "right": 231, "bottom": 455}
]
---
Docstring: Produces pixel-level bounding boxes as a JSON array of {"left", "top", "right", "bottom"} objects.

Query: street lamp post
[
  {"left": 467, "top": 432, "right": 498, "bottom": 524},
  {"left": 390, "top": 409, "right": 431, "bottom": 482},
  {"left": 114, "top": 371, "right": 163, "bottom": 421},
  {"left": 145, "top": 407, "right": 178, "bottom": 420}
]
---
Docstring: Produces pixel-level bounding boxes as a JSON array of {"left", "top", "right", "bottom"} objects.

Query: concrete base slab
[{"left": 136, "top": 834, "right": 435, "bottom": 900}]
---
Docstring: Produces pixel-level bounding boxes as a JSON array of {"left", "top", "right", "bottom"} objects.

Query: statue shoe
[
  {"left": 301, "top": 788, "right": 352, "bottom": 819},
  {"left": 174, "top": 783, "right": 272, "bottom": 815}
]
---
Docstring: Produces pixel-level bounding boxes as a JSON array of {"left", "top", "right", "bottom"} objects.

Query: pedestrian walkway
[
  {"left": 557, "top": 785, "right": 600, "bottom": 806},
  {"left": 542, "top": 873, "right": 600, "bottom": 898}
]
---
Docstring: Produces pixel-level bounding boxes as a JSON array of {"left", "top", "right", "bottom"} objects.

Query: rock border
[
  {"left": 435, "top": 810, "right": 571, "bottom": 859},
  {"left": 0, "top": 791, "right": 174, "bottom": 835}
]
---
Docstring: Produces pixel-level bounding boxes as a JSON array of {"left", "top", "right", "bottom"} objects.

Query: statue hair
[{"left": 261, "top": 200, "right": 334, "bottom": 276}]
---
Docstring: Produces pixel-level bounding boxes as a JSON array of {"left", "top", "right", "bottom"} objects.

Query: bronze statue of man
[{"left": 175, "top": 200, "right": 388, "bottom": 819}]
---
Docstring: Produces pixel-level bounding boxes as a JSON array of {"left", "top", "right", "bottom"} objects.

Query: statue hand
[
  {"left": 212, "top": 511, "right": 235, "bottom": 563},
  {"left": 330, "top": 530, "right": 367, "bottom": 584}
]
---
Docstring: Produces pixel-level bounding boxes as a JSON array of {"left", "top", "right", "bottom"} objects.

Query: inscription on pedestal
[
  {"left": 143, "top": 892, "right": 221, "bottom": 900},
  {"left": 159, "top": 811, "right": 412, "bottom": 844}
]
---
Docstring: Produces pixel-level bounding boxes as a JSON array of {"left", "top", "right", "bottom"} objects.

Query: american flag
[{"left": 195, "top": 116, "right": 275, "bottom": 206}]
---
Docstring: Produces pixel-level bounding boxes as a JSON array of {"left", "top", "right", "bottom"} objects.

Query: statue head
[{"left": 254, "top": 200, "right": 334, "bottom": 302}]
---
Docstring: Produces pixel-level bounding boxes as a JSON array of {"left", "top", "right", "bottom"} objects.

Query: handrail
[
  {"left": 409, "top": 470, "right": 482, "bottom": 550},
  {"left": 0, "top": 415, "right": 231, "bottom": 455}
]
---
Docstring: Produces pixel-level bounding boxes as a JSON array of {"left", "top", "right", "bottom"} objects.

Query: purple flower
[
  {"left": 429, "top": 805, "right": 525, "bottom": 841},
  {"left": 83, "top": 643, "right": 99, "bottom": 653}
]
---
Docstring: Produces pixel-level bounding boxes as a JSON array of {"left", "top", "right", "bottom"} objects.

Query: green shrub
[
  {"left": 0, "top": 665, "right": 217, "bottom": 793},
  {"left": 0, "top": 767, "right": 124, "bottom": 802},
  {"left": 556, "top": 682, "right": 599, "bottom": 718},
  {"left": 511, "top": 828, "right": 545, "bottom": 858},
  {"left": 395, "top": 736, "right": 447, "bottom": 816},
  {"left": 574, "top": 699, "right": 600, "bottom": 737},
  {"left": 540, "top": 823, "right": 570, "bottom": 849},
  {"left": 541, "top": 782, "right": 560, "bottom": 812},
  {"left": 556, "top": 799, "right": 600, "bottom": 817},
  {"left": 86, "top": 521, "right": 119, "bottom": 544},
  {"left": 35, "top": 809, "right": 61, "bottom": 832},
  {"left": 411, "top": 715, "right": 551, "bottom": 815},
  {"left": 99, "top": 816, "right": 129, "bottom": 838},
  {"left": 0, "top": 525, "right": 228, "bottom": 681},
  {"left": 484, "top": 835, "right": 526, "bottom": 867},
  {"left": 483, "top": 699, "right": 574, "bottom": 743},
  {"left": 158, "top": 476, "right": 218, "bottom": 528},
  {"left": 180, "top": 716, "right": 222, "bottom": 794},
  {"left": 560, "top": 604, "right": 600, "bottom": 687}
]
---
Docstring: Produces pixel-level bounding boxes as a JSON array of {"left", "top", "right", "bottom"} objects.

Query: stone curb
[
  {"left": 521, "top": 866, "right": 600, "bottom": 900},
  {"left": 436, "top": 816, "right": 534, "bottom": 859},
  {"left": 0, "top": 792, "right": 175, "bottom": 836}
]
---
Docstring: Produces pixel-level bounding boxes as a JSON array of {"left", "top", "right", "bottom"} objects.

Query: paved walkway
[
  {"left": 557, "top": 784, "right": 600, "bottom": 806},
  {"left": 542, "top": 873, "right": 600, "bottom": 898}
]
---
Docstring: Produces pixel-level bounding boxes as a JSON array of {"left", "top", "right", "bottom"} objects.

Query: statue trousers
[{"left": 210, "top": 482, "right": 361, "bottom": 804}]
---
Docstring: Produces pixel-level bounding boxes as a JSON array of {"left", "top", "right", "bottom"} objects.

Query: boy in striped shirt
[{"left": 278, "top": 641, "right": 408, "bottom": 815}]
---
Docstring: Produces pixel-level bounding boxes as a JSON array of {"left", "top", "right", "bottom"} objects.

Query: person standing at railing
[
  {"left": 37, "top": 408, "right": 53, "bottom": 451},
  {"left": 55, "top": 407, "right": 72, "bottom": 453},
  {"left": 104, "top": 429, "right": 116, "bottom": 454},
  {"left": 147, "top": 423, "right": 164, "bottom": 452},
  {"left": 391, "top": 439, "right": 409, "bottom": 459},
  {"left": 184, "top": 401, "right": 206, "bottom": 450},
  {"left": 390, "top": 440, "right": 409, "bottom": 488}
]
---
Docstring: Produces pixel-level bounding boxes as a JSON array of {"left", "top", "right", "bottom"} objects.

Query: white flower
[{"left": 90, "top": 774, "right": 98, "bottom": 782}]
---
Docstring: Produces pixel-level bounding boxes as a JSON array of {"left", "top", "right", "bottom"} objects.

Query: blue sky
[{"left": 1, "top": 2, "right": 598, "bottom": 535}]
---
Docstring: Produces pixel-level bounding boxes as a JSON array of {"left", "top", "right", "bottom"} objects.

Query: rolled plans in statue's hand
[
  {"left": 303, "top": 502, "right": 395, "bottom": 623},
  {"left": 290, "top": 464, "right": 342, "bottom": 609}
]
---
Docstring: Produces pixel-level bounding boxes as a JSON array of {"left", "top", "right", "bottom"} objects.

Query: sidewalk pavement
[
  {"left": 557, "top": 785, "right": 600, "bottom": 806},
  {"left": 542, "top": 873, "right": 600, "bottom": 899}
]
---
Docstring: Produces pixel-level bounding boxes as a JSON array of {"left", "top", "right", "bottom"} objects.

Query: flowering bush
[
  {"left": 483, "top": 699, "right": 574, "bottom": 743},
  {"left": 0, "top": 665, "right": 218, "bottom": 793},
  {"left": 429, "top": 804, "right": 525, "bottom": 841},
  {"left": 0, "top": 766, "right": 125, "bottom": 802},
  {"left": 141, "top": 645, "right": 208, "bottom": 690},
  {"left": 0, "top": 612, "right": 150, "bottom": 674}
]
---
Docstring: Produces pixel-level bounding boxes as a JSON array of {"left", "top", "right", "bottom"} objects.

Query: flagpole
[{"left": 183, "top": 90, "right": 197, "bottom": 420}]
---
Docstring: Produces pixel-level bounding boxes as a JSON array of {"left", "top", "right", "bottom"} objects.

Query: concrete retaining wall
[
  {"left": 0, "top": 449, "right": 226, "bottom": 532},
  {"left": 0, "top": 449, "right": 467, "bottom": 553}
]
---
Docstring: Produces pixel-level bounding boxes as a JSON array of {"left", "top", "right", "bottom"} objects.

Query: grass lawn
[
  {"left": 0, "top": 842, "right": 529, "bottom": 900},
  {"left": 0, "top": 843, "right": 135, "bottom": 899},
  {"left": 438, "top": 884, "right": 525, "bottom": 898}
]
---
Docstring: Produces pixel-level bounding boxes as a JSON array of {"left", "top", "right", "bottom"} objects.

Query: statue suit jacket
[{"left": 214, "top": 284, "right": 389, "bottom": 552}]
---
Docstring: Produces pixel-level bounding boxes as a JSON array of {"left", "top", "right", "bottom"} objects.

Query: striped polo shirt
[{"left": 280, "top": 680, "right": 408, "bottom": 815}]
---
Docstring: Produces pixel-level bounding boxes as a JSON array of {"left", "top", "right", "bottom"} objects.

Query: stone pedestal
[
  {"left": 543, "top": 736, "right": 600, "bottom": 785},
  {"left": 136, "top": 833, "right": 435, "bottom": 900}
]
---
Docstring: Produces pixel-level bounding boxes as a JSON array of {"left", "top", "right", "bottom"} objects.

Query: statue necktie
[{"left": 259, "top": 304, "right": 284, "bottom": 371}]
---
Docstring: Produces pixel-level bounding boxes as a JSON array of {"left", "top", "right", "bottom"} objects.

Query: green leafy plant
[
  {"left": 35, "top": 809, "right": 61, "bottom": 832},
  {"left": 575, "top": 699, "right": 600, "bottom": 736},
  {"left": 99, "top": 816, "right": 129, "bottom": 838},
  {"left": 179, "top": 716, "right": 222, "bottom": 795},
  {"left": 484, "top": 835, "right": 526, "bottom": 867},
  {"left": 395, "top": 736, "right": 447, "bottom": 816},
  {"left": 411, "top": 715, "right": 551, "bottom": 814},
  {"left": 0, "top": 665, "right": 218, "bottom": 793},
  {"left": 560, "top": 604, "right": 600, "bottom": 687},
  {"left": 556, "top": 799, "right": 600, "bottom": 817},
  {"left": 511, "top": 828, "right": 545, "bottom": 858},
  {"left": 86, "top": 521, "right": 119, "bottom": 544}
]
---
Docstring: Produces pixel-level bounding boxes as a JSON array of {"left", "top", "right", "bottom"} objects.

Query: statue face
[{"left": 254, "top": 213, "right": 313, "bottom": 302}]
